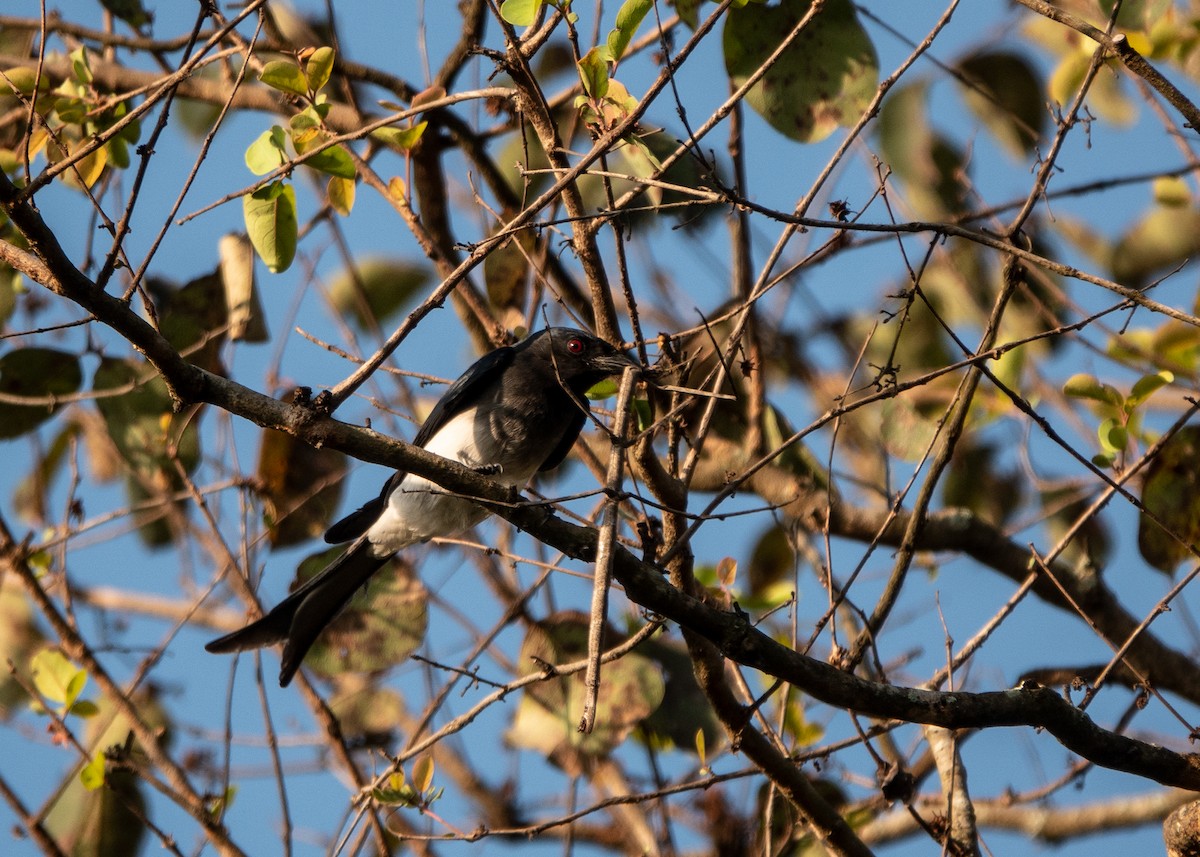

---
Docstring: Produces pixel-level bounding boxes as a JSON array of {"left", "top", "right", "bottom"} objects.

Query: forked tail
[{"left": 205, "top": 536, "right": 391, "bottom": 686}]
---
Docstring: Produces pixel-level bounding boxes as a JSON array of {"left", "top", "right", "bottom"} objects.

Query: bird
[{"left": 206, "top": 327, "right": 638, "bottom": 687}]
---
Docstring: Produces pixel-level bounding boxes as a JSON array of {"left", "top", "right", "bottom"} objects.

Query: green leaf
[
  {"left": 585, "top": 377, "right": 618, "bottom": 400},
  {"left": 676, "top": 0, "right": 708, "bottom": 27},
  {"left": 259, "top": 60, "right": 308, "bottom": 96},
  {"left": 302, "top": 142, "right": 356, "bottom": 179},
  {"left": 1063, "top": 373, "right": 1124, "bottom": 410},
  {"left": 80, "top": 751, "right": 106, "bottom": 791},
  {"left": 744, "top": 523, "right": 796, "bottom": 605},
  {"left": 208, "top": 786, "right": 237, "bottom": 820},
  {"left": 507, "top": 615, "right": 665, "bottom": 766},
  {"left": 304, "top": 46, "right": 335, "bottom": 94},
  {"left": 1049, "top": 51, "right": 1135, "bottom": 125},
  {"left": 0, "top": 348, "right": 83, "bottom": 441},
  {"left": 64, "top": 669, "right": 87, "bottom": 710},
  {"left": 0, "top": 577, "right": 47, "bottom": 721},
  {"left": 30, "top": 649, "right": 83, "bottom": 707},
  {"left": 108, "top": 100, "right": 140, "bottom": 144},
  {"left": 610, "top": 129, "right": 720, "bottom": 225},
  {"left": 242, "top": 181, "right": 297, "bottom": 274},
  {"left": 256, "top": 406, "right": 346, "bottom": 549},
  {"left": 91, "top": 353, "right": 203, "bottom": 530},
  {"left": 70, "top": 699, "right": 100, "bottom": 718},
  {"left": 876, "top": 83, "right": 969, "bottom": 218},
  {"left": 152, "top": 271, "right": 229, "bottom": 372},
  {"left": 606, "top": 0, "right": 653, "bottom": 63},
  {"left": 69, "top": 47, "right": 93, "bottom": 85},
  {"left": 1110, "top": 205, "right": 1200, "bottom": 288},
  {"left": 0, "top": 66, "right": 51, "bottom": 96},
  {"left": 289, "top": 104, "right": 324, "bottom": 133},
  {"left": 105, "top": 137, "right": 129, "bottom": 170},
  {"left": 500, "top": 0, "right": 543, "bottom": 26},
  {"left": 1097, "top": 417, "right": 1128, "bottom": 455},
  {"left": 370, "top": 121, "right": 428, "bottom": 152},
  {"left": 1154, "top": 176, "right": 1191, "bottom": 207},
  {"left": 290, "top": 125, "right": 320, "bottom": 153},
  {"left": 724, "top": 0, "right": 878, "bottom": 143},
  {"left": 1101, "top": 0, "right": 1173, "bottom": 27},
  {"left": 624, "top": 133, "right": 663, "bottom": 172},
  {"left": 301, "top": 551, "right": 428, "bottom": 677},
  {"left": 327, "top": 686, "right": 404, "bottom": 744},
  {"left": 244, "top": 127, "right": 288, "bottom": 175},
  {"left": 327, "top": 256, "right": 431, "bottom": 329},
  {"left": 639, "top": 635, "right": 724, "bottom": 754},
  {"left": 956, "top": 52, "right": 1044, "bottom": 158},
  {"left": 372, "top": 771, "right": 419, "bottom": 806},
  {"left": 45, "top": 687, "right": 167, "bottom": 857},
  {"left": 880, "top": 395, "right": 939, "bottom": 461},
  {"left": 1139, "top": 425, "right": 1200, "bottom": 573},
  {"left": 484, "top": 231, "right": 534, "bottom": 325},
  {"left": 53, "top": 94, "right": 87, "bottom": 125},
  {"left": 632, "top": 398, "right": 651, "bottom": 433},
  {"left": 0, "top": 348, "right": 83, "bottom": 440},
  {"left": 577, "top": 47, "right": 609, "bottom": 100},
  {"left": 100, "top": 0, "right": 151, "bottom": 28},
  {"left": 1108, "top": 324, "right": 1200, "bottom": 378},
  {"left": 89, "top": 403, "right": 177, "bottom": 520},
  {"left": 1126, "top": 370, "right": 1174, "bottom": 411}
]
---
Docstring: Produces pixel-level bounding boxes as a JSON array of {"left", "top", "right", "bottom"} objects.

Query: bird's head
[{"left": 524, "top": 327, "right": 640, "bottom": 394}]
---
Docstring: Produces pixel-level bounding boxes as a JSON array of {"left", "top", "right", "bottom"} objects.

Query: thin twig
[{"left": 580, "top": 365, "right": 637, "bottom": 733}]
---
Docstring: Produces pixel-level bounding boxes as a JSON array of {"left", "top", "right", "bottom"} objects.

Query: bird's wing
[
  {"left": 323, "top": 472, "right": 399, "bottom": 543},
  {"left": 411, "top": 344, "right": 516, "bottom": 447},
  {"left": 323, "top": 344, "right": 517, "bottom": 544},
  {"left": 538, "top": 406, "right": 588, "bottom": 471}
]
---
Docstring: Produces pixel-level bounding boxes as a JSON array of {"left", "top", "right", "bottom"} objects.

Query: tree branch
[{"left": 5, "top": 163, "right": 1200, "bottom": 794}]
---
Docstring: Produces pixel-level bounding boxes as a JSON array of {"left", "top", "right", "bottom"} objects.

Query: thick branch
[
  {"left": 692, "top": 434, "right": 1200, "bottom": 707},
  {"left": 863, "top": 787, "right": 1194, "bottom": 845}
]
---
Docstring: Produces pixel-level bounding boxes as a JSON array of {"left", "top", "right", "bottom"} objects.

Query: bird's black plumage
[{"left": 206, "top": 328, "right": 636, "bottom": 686}]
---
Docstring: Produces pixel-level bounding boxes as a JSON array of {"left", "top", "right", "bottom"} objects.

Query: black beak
[{"left": 596, "top": 342, "right": 642, "bottom": 377}]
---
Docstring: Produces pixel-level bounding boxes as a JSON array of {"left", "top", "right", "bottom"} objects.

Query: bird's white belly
[{"left": 365, "top": 407, "right": 539, "bottom": 553}]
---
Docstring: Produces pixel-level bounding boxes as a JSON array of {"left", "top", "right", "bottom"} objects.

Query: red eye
[{"left": 567, "top": 337, "right": 585, "bottom": 354}]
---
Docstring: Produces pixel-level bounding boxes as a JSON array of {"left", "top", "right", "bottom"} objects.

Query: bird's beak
[{"left": 604, "top": 346, "right": 642, "bottom": 376}]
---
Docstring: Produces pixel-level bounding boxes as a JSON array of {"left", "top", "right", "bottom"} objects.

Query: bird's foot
[{"left": 473, "top": 463, "right": 503, "bottom": 476}]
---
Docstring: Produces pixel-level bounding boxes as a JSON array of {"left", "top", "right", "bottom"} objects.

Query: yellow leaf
[
  {"left": 328, "top": 175, "right": 355, "bottom": 216},
  {"left": 412, "top": 755, "right": 435, "bottom": 793},
  {"left": 79, "top": 749, "right": 106, "bottom": 790},
  {"left": 1124, "top": 31, "right": 1152, "bottom": 55},
  {"left": 59, "top": 141, "right": 107, "bottom": 190}
]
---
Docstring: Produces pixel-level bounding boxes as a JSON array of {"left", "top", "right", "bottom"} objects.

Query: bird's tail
[{"left": 205, "top": 536, "right": 391, "bottom": 687}]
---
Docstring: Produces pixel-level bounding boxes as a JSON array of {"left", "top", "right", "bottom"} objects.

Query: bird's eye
[{"left": 566, "top": 337, "right": 585, "bottom": 354}]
